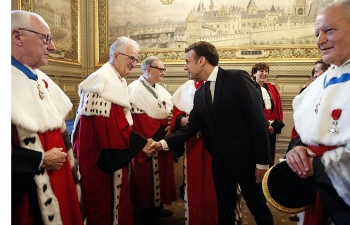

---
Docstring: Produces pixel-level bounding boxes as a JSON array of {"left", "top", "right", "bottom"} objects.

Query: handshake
[{"left": 142, "top": 139, "right": 164, "bottom": 157}]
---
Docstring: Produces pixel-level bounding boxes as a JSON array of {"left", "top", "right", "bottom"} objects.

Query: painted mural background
[{"left": 108, "top": 0, "right": 334, "bottom": 49}]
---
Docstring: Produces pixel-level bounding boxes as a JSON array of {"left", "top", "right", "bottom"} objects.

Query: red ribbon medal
[{"left": 329, "top": 109, "right": 342, "bottom": 136}]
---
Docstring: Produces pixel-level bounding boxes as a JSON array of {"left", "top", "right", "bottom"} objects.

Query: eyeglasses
[
  {"left": 118, "top": 52, "right": 139, "bottom": 64},
  {"left": 149, "top": 65, "right": 166, "bottom": 73},
  {"left": 18, "top": 28, "right": 52, "bottom": 44}
]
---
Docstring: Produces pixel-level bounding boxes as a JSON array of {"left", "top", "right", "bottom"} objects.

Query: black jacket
[{"left": 165, "top": 67, "right": 272, "bottom": 178}]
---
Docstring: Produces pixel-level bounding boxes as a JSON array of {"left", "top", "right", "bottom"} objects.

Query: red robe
[
  {"left": 72, "top": 62, "right": 144, "bottom": 225},
  {"left": 130, "top": 114, "right": 177, "bottom": 208},
  {"left": 12, "top": 128, "right": 85, "bottom": 225},
  {"left": 11, "top": 65, "right": 84, "bottom": 225},
  {"left": 262, "top": 82, "right": 284, "bottom": 163},
  {"left": 128, "top": 78, "right": 176, "bottom": 209},
  {"left": 172, "top": 106, "right": 219, "bottom": 225},
  {"left": 73, "top": 104, "right": 135, "bottom": 225},
  {"left": 264, "top": 82, "right": 283, "bottom": 122},
  {"left": 170, "top": 80, "right": 219, "bottom": 225}
]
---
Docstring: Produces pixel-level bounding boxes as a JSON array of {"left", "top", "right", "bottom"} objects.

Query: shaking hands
[{"left": 141, "top": 139, "right": 165, "bottom": 157}]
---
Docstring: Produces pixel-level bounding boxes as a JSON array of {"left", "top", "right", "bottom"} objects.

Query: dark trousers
[
  {"left": 269, "top": 133, "right": 277, "bottom": 167},
  {"left": 213, "top": 164, "right": 273, "bottom": 225}
]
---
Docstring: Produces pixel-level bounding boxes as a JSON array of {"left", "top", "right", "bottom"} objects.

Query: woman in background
[{"left": 252, "top": 62, "right": 284, "bottom": 167}]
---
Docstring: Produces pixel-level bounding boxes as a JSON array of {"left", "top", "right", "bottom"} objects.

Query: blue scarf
[
  {"left": 11, "top": 56, "right": 38, "bottom": 81},
  {"left": 324, "top": 72, "right": 350, "bottom": 89}
]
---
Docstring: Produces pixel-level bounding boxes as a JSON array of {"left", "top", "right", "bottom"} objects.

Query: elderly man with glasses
[
  {"left": 11, "top": 10, "right": 85, "bottom": 225},
  {"left": 127, "top": 56, "right": 176, "bottom": 225},
  {"left": 71, "top": 37, "right": 155, "bottom": 225}
]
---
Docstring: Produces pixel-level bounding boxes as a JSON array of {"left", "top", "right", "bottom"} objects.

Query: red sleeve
[
  {"left": 267, "top": 83, "right": 283, "bottom": 121},
  {"left": 131, "top": 114, "right": 163, "bottom": 139},
  {"left": 73, "top": 103, "right": 132, "bottom": 164},
  {"left": 290, "top": 126, "right": 299, "bottom": 140},
  {"left": 169, "top": 106, "right": 185, "bottom": 131},
  {"left": 95, "top": 104, "right": 132, "bottom": 150}
]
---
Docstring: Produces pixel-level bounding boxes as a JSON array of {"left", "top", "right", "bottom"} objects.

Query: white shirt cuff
[
  {"left": 159, "top": 140, "right": 169, "bottom": 151},
  {"left": 38, "top": 152, "right": 44, "bottom": 170},
  {"left": 256, "top": 164, "right": 269, "bottom": 170}
]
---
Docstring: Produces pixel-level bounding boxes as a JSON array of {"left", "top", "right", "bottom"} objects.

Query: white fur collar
[
  {"left": 322, "top": 147, "right": 350, "bottom": 207},
  {"left": 72, "top": 63, "right": 134, "bottom": 142},
  {"left": 11, "top": 66, "right": 72, "bottom": 132},
  {"left": 293, "top": 62, "right": 350, "bottom": 146},
  {"left": 78, "top": 62, "right": 131, "bottom": 110},
  {"left": 171, "top": 80, "right": 197, "bottom": 115},
  {"left": 127, "top": 79, "right": 173, "bottom": 119}
]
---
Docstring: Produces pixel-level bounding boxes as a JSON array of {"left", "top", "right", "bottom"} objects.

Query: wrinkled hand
[
  {"left": 286, "top": 146, "right": 316, "bottom": 177},
  {"left": 268, "top": 125, "right": 274, "bottom": 134},
  {"left": 255, "top": 167, "right": 267, "bottom": 183},
  {"left": 143, "top": 139, "right": 155, "bottom": 157},
  {"left": 149, "top": 141, "right": 163, "bottom": 152},
  {"left": 42, "top": 147, "right": 67, "bottom": 171},
  {"left": 299, "top": 157, "right": 314, "bottom": 178},
  {"left": 165, "top": 126, "right": 172, "bottom": 137}
]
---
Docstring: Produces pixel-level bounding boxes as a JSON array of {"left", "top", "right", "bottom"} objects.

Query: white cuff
[
  {"left": 38, "top": 152, "right": 44, "bottom": 170},
  {"left": 160, "top": 140, "right": 169, "bottom": 151},
  {"left": 256, "top": 164, "right": 269, "bottom": 170}
]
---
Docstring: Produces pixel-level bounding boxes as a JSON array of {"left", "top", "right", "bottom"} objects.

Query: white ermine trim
[
  {"left": 16, "top": 126, "right": 62, "bottom": 225},
  {"left": 11, "top": 66, "right": 72, "bottom": 133},
  {"left": 171, "top": 80, "right": 196, "bottom": 115},
  {"left": 67, "top": 149, "right": 76, "bottom": 173},
  {"left": 34, "top": 170, "right": 63, "bottom": 225},
  {"left": 60, "top": 121, "right": 66, "bottom": 133},
  {"left": 184, "top": 148, "right": 189, "bottom": 224},
  {"left": 113, "top": 169, "right": 123, "bottom": 225},
  {"left": 128, "top": 80, "right": 173, "bottom": 119},
  {"left": 322, "top": 146, "right": 350, "bottom": 206},
  {"left": 152, "top": 152, "right": 161, "bottom": 207},
  {"left": 80, "top": 92, "right": 112, "bottom": 117}
]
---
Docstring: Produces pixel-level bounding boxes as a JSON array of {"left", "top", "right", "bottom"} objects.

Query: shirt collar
[{"left": 207, "top": 66, "right": 219, "bottom": 82}]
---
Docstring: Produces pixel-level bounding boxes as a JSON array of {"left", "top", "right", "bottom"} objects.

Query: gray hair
[
  {"left": 141, "top": 56, "right": 161, "bottom": 73},
  {"left": 11, "top": 10, "right": 48, "bottom": 30},
  {"left": 109, "top": 37, "right": 140, "bottom": 63},
  {"left": 320, "top": 0, "right": 350, "bottom": 22}
]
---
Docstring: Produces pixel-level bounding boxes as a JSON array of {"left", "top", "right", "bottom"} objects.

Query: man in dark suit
[{"left": 150, "top": 41, "right": 274, "bottom": 225}]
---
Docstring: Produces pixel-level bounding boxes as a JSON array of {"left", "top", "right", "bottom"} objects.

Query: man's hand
[
  {"left": 149, "top": 141, "right": 163, "bottom": 151},
  {"left": 181, "top": 116, "right": 189, "bottom": 126},
  {"left": 142, "top": 138, "right": 155, "bottom": 157},
  {"left": 299, "top": 157, "right": 314, "bottom": 178},
  {"left": 164, "top": 126, "right": 171, "bottom": 137},
  {"left": 255, "top": 168, "right": 267, "bottom": 183},
  {"left": 42, "top": 147, "right": 67, "bottom": 171},
  {"left": 268, "top": 125, "right": 274, "bottom": 134},
  {"left": 286, "top": 146, "right": 317, "bottom": 177}
]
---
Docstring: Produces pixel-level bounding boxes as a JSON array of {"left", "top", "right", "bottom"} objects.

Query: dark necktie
[{"left": 205, "top": 81, "right": 212, "bottom": 106}]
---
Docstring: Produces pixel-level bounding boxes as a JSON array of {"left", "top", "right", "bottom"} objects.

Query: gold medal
[{"left": 36, "top": 79, "right": 44, "bottom": 100}]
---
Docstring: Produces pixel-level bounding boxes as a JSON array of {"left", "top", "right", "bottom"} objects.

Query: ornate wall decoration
[
  {"left": 160, "top": 0, "right": 174, "bottom": 5},
  {"left": 18, "top": 0, "right": 81, "bottom": 65}
]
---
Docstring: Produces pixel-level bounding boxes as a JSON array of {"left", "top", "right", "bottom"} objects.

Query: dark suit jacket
[{"left": 165, "top": 67, "right": 272, "bottom": 178}]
